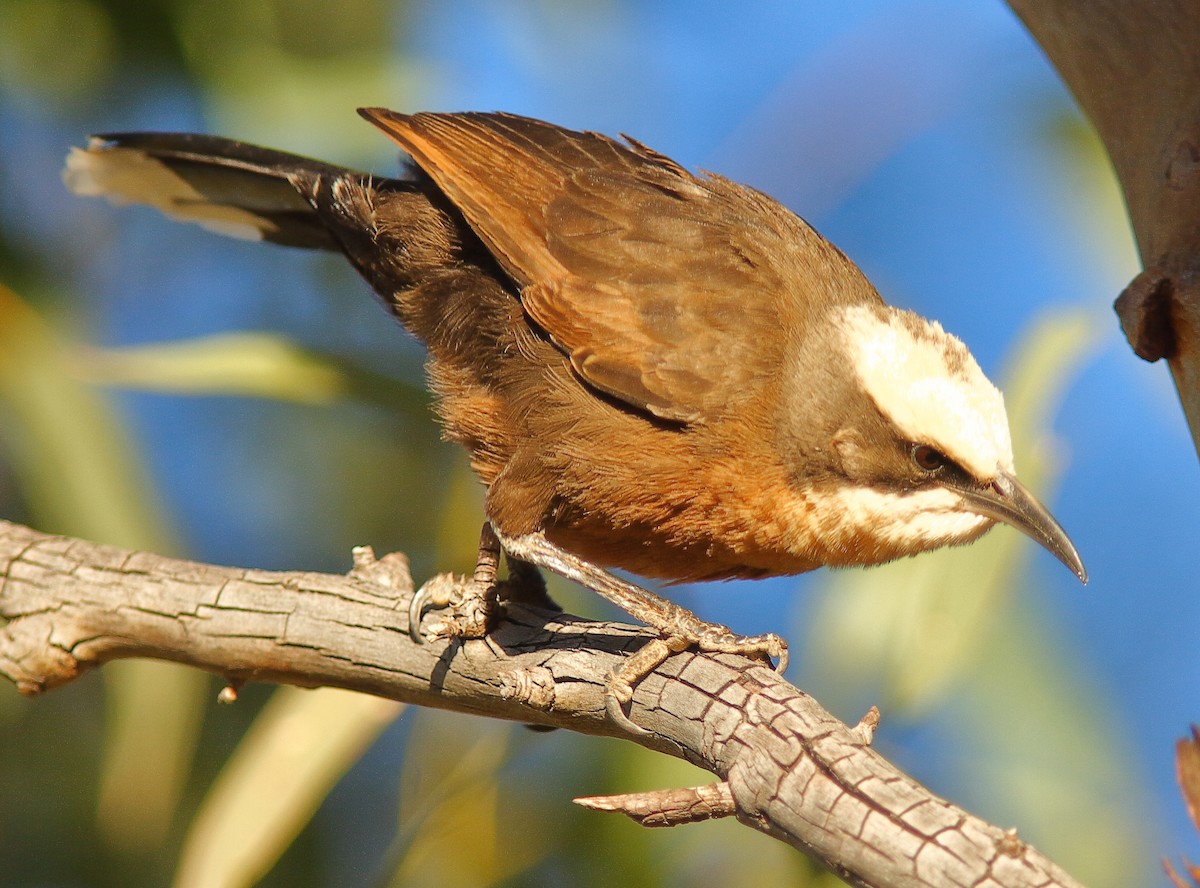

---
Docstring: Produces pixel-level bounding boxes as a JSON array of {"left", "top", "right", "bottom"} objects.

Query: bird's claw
[
  {"left": 604, "top": 625, "right": 790, "bottom": 732},
  {"left": 604, "top": 677, "right": 651, "bottom": 736},
  {"left": 408, "top": 575, "right": 451, "bottom": 643},
  {"left": 408, "top": 573, "right": 495, "bottom": 644}
]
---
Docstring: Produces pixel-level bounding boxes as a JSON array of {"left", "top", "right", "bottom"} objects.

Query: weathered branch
[
  {"left": 1007, "top": 0, "right": 1200, "bottom": 458},
  {"left": 0, "top": 519, "right": 1083, "bottom": 888}
]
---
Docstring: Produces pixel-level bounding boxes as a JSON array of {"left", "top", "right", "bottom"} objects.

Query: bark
[
  {"left": 1007, "top": 0, "right": 1200, "bottom": 458},
  {"left": 0, "top": 519, "right": 1084, "bottom": 888}
]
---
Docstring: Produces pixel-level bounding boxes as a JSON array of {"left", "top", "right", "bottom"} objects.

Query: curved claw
[
  {"left": 407, "top": 587, "right": 431, "bottom": 644},
  {"left": 693, "top": 627, "right": 789, "bottom": 674},
  {"left": 604, "top": 671, "right": 652, "bottom": 737},
  {"left": 773, "top": 641, "right": 789, "bottom": 675},
  {"left": 605, "top": 692, "right": 652, "bottom": 737},
  {"left": 407, "top": 574, "right": 458, "bottom": 644}
]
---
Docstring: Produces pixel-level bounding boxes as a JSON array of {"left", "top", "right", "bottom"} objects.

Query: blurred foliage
[
  {"left": 1040, "top": 110, "right": 1141, "bottom": 285},
  {"left": 77, "top": 333, "right": 355, "bottom": 405},
  {"left": 174, "top": 688, "right": 403, "bottom": 888},
  {"left": 0, "top": 2, "right": 1158, "bottom": 887},
  {"left": 75, "top": 332, "right": 432, "bottom": 415},
  {"left": 0, "top": 282, "right": 207, "bottom": 886},
  {"left": 0, "top": 284, "right": 172, "bottom": 549},
  {"left": 0, "top": 0, "right": 118, "bottom": 106},
  {"left": 383, "top": 714, "right": 543, "bottom": 888}
]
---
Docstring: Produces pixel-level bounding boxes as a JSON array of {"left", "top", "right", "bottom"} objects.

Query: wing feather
[{"left": 359, "top": 108, "right": 852, "bottom": 422}]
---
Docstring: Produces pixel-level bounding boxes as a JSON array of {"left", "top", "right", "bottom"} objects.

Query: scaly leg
[
  {"left": 410, "top": 524, "right": 788, "bottom": 727},
  {"left": 408, "top": 523, "right": 560, "bottom": 643},
  {"left": 408, "top": 523, "right": 501, "bottom": 643},
  {"left": 496, "top": 529, "right": 788, "bottom": 723}
]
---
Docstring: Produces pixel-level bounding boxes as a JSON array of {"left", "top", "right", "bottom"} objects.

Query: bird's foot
[
  {"left": 603, "top": 622, "right": 788, "bottom": 735},
  {"left": 605, "top": 620, "right": 788, "bottom": 706},
  {"left": 408, "top": 571, "right": 497, "bottom": 642},
  {"left": 496, "top": 530, "right": 790, "bottom": 731},
  {"left": 407, "top": 523, "right": 557, "bottom": 644},
  {"left": 408, "top": 523, "right": 502, "bottom": 643},
  {"left": 691, "top": 622, "right": 789, "bottom": 672}
]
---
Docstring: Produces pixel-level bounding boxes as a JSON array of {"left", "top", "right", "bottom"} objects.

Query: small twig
[
  {"left": 852, "top": 706, "right": 882, "bottom": 745},
  {"left": 574, "top": 782, "right": 736, "bottom": 827}
]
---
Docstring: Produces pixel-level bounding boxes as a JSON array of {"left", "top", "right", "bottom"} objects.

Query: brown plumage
[
  {"left": 64, "top": 109, "right": 1084, "bottom": 678},
  {"left": 348, "top": 110, "right": 887, "bottom": 582}
]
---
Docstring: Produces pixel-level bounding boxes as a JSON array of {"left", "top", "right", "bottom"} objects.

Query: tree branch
[
  {"left": 1007, "top": 0, "right": 1200, "bottom": 458},
  {"left": 0, "top": 519, "right": 1084, "bottom": 888}
]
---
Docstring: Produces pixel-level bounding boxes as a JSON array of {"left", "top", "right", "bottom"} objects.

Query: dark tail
[{"left": 64, "top": 132, "right": 372, "bottom": 251}]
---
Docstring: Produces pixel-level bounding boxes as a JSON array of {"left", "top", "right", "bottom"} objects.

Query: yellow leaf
[{"left": 174, "top": 686, "right": 403, "bottom": 888}]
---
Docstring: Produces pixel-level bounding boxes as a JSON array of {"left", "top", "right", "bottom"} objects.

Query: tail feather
[{"left": 64, "top": 133, "right": 366, "bottom": 250}]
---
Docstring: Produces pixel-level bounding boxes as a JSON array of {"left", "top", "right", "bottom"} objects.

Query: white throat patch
[{"left": 838, "top": 303, "right": 1014, "bottom": 478}]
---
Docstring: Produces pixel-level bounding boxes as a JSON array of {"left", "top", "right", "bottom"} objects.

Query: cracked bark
[{"left": 0, "top": 519, "right": 1084, "bottom": 888}]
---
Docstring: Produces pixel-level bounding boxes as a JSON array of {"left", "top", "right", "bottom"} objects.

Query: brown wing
[{"left": 359, "top": 108, "right": 815, "bottom": 423}]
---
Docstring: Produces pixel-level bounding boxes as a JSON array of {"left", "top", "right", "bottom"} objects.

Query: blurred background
[{"left": 0, "top": 1, "right": 1196, "bottom": 886}]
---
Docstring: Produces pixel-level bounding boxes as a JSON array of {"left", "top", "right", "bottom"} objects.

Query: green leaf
[{"left": 76, "top": 333, "right": 350, "bottom": 404}]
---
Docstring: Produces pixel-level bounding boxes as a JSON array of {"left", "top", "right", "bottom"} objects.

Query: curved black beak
[{"left": 955, "top": 470, "right": 1087, "bottom": 584}]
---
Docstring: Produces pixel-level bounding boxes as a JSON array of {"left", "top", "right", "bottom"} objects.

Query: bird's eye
[{"left": 911, "top": 444, "right": 947, "bottom": 473}]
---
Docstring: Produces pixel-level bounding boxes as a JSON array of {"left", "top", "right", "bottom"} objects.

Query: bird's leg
[
  {"left": 497, "top": 554, "right": 560, "bottom": 613},
  {"left": 408, "top": 522, "right": 501, "bottom": 642},
  {"left": 408, "top": 523, "right": 558, "bottom": 643},
  {"left": 495, "top": 530, "right": 788, "bottom": 717}
]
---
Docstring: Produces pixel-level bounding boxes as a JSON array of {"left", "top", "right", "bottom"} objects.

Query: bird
[{"left": 64, "top": 108, "right": 1086, "bottom": 702}]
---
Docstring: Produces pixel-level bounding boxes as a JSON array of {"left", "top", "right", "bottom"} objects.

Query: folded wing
[{"left": 361, "top": 108, "right": 801, "bottom": 424}]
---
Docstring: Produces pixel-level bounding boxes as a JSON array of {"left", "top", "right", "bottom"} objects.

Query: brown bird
[{"left": 65, "top": 109, "right": 1085, "bottom": 699}]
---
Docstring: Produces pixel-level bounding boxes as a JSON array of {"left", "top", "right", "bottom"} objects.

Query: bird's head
[{"left": 792, "top": 302, "right": 1085, "bottom": 581}]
